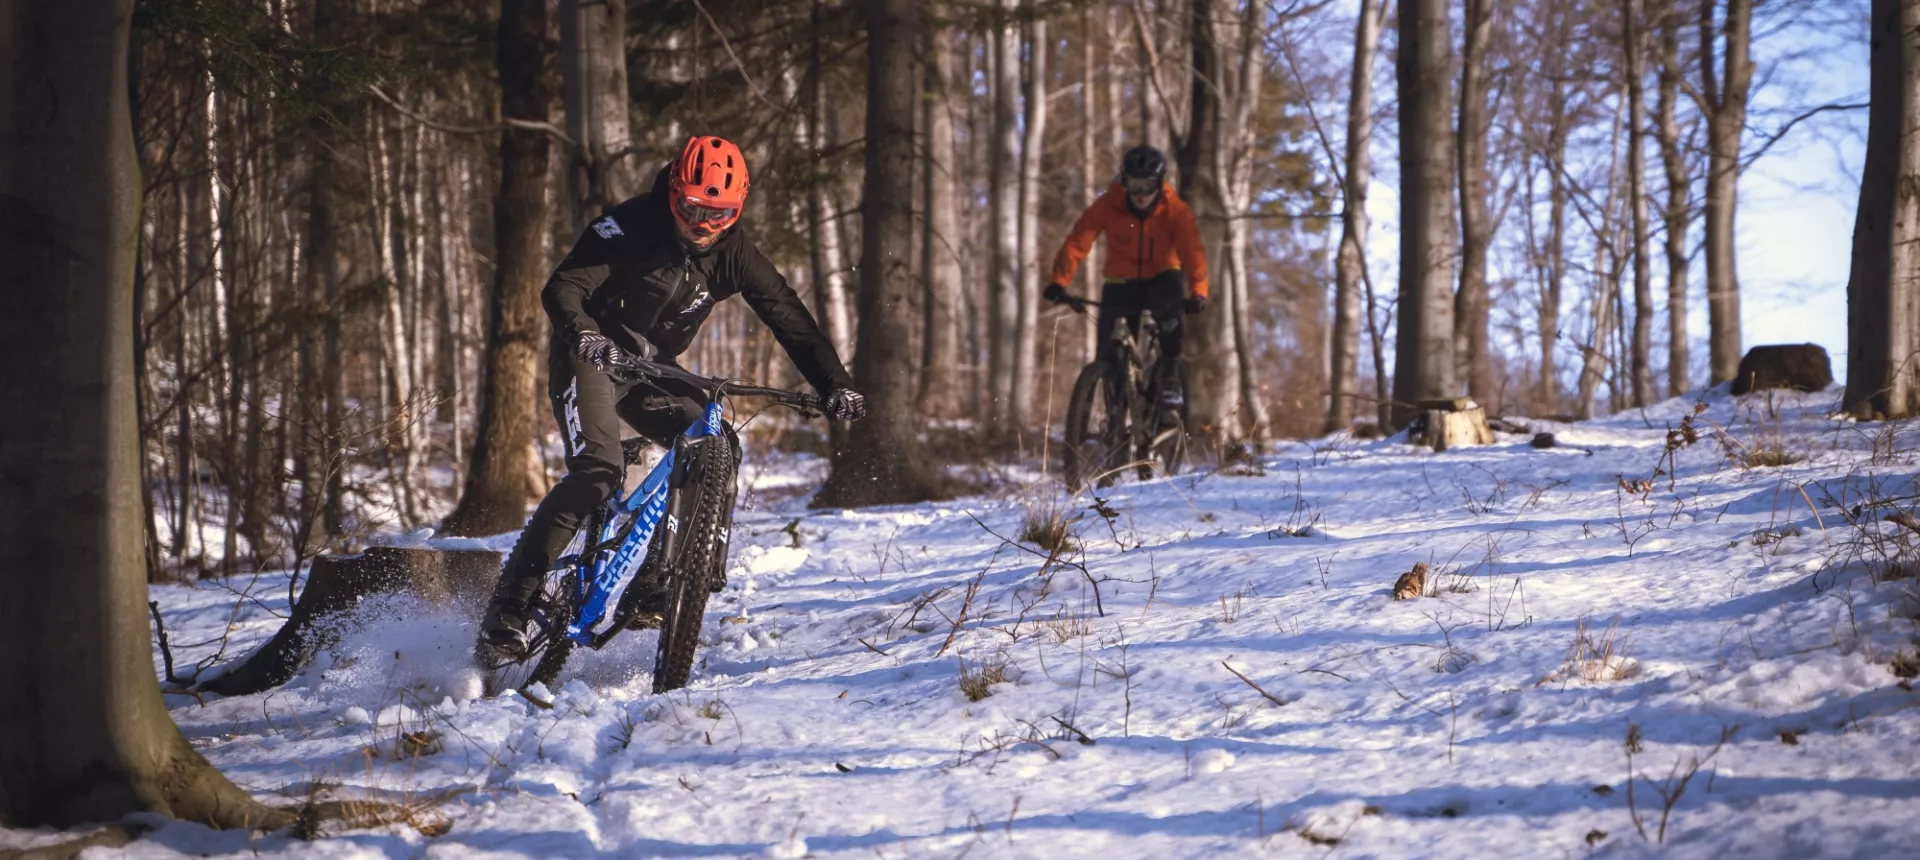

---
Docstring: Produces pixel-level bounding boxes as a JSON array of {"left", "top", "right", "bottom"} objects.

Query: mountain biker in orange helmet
[
  {"left": 479, "top": 135, "right": 865, "bottom": 655},
  {"left": 1043, "top": 145, "right": 1208, "bottom": 407}
]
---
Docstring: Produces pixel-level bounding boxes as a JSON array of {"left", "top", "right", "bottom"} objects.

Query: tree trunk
[
  {"left": 1178, "top": 0, "right": 1238, "bottom": 446},
  {"left": 807, "top": 7, "right": 854, "bottom": 364},
  {"left": 1656, "top": 6, "right": 1693, "bottom": 396},
  {"left": 920, "top": 23, "right": 964, "bottom": 416},
  {"left": 444, "top": 0, "right": 555, "bottom": 537},
  {"left": 813, "top": 0, "right": 942, "bottom": 508},
  {"left": 560, "top": 0, "right": 638, "bottom": 231},
  {"left": 1537, "top": 8, "right": 1572, "bottom": 415},
  {"left": 987, "top": 0, "right": 1021, "bottom": 426},
  {"left": 1327, "top": 0, "right": 1383, "bottom": 433},
  {"left": 1843, "top": 0, "right": 1920, "bottom": 418},
  {"left": 0, "top": 0, "right": 285, "bottom": 828},
  {"left": 1080, "top": 5, "right": 1101, "bottom": 363},
  {"left": 1626, "top": 0, "right": 1656, "bottom": 407},
  {"left": 1014, "top": 8, "right": 1048, "bottom": 430},
  {"left": 1391, "top": 0, "right": 1458, "bottom": 430},
  {"left": 1699, "top": 0, "right": 1751, "bottom": 385},
  {"left": 1454, "top": 0, "right": 1495, "bottom": 407}
]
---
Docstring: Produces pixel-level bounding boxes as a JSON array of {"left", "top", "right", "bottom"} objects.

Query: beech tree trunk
[
  {"left": 807, "top": 8, "right": 854, "bottom": 364},
  {"left": 1328, "top": 0, "right": 1384, "bottom": 433},
  {"left": 1626, "top": 0, "right": 1656, "bottom": 407},
  {"left": 1656, "top": 6, "right": 1693, "bottom": 396},
  {"left": 1392, "top": 0, "right": 1458, "bottom": 429},
  {"left": 1536, "top": 4, "right": 1572, "bottom": 414},
  {"left": 920, "top": 23, "right": 963, "bottom": 416},
  {"left": 814, "top": 0, "right": 942, "bottom": 507},
  {"left": 1698, "top": 0, "right": 1752, "bottom": 385},
  {"left": 0, "top": 0, "right": 283, "bottom": 828},
  {"left": 987, "top": 0, "right": 1021, "bottom": 425},
  {"left": 1455, "top": 0, "right": 1495, "bottom": 407},
  {"left": 1014, "top": 8, "right": 1048, "bottom": 428},
  {"left": 444, "top": 0, "right": 555, "bottom": 537},
  {"left": 1843, "top": 0, "right": 1920, "bottom": 418},
  {"left": 560, "top": 0, "right": 639, "bottom": 230}
]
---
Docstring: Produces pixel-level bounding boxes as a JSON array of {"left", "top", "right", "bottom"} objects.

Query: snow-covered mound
[{"left": 16, "top": 386, "right": 1920, "bottom": 858}]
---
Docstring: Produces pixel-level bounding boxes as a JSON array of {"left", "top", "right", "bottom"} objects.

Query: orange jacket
[{"left": 1048, "top": 181, "right": 1209, "bottom": 299}]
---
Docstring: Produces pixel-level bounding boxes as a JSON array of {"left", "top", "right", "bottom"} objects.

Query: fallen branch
[
  {"left": 149, "top": 600, "right": 182, "bottom": 686},
  {"left": 1222, "top": 660, "right": 1288, "bottom": 708}
]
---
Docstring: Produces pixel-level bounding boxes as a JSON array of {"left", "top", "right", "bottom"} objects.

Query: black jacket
[{"left": 542, "top": 169, "right": 854, "bottom": 395}]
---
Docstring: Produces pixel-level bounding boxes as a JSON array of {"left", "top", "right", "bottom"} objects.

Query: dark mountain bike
[
  {"left": 1060, "top": 296, "right": 1187, "bottom": 491},
  {"left": 478, "top": 357, "right": 821, "bottom": 702}
]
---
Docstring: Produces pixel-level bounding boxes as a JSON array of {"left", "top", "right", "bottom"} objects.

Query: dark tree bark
[
  {"left": 1391, "top": 0, "right": 1458, "bottom": 429},
  {"left": 1454, "top": 0, "right": 1495, "bottom": 407},
  {"left": 1843, "top": 0, "right": 1920, "bottom": 418},
  {"left": 814, "top": 0, "right": 943, "bottom": 507},
  {"left": 0, "top": 0, "right": 284, "bottom": 828},
  {"left": 444, "top": 0, "right": 555, "bottom": 536},
  {"left": 560, "top": 0, "right": 639, "bottom": 231}
]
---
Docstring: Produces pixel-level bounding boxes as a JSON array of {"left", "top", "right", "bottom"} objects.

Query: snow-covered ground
[{"left": 15, "top": 386, "right": 1920, "bottom": 858}]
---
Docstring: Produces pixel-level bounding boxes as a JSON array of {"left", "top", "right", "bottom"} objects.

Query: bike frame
[{"left": 561, "top": 396, "right": 727, "bottom": 646}]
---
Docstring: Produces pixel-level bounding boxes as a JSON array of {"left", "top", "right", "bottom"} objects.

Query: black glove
[
  {"left": 1184, "top": 294, "right": 1208, "bottom": 315},
  {"left": 574, "top": 330, "right": 628, "bottom": 374},
  {"left": 825, "top": 388, "right": 868, "bottom": 421},
  {"left": 1043, "top": 283, "right": 1087, "bottom": 314}
]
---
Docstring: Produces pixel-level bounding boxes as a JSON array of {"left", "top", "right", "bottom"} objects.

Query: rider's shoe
[
  {"left": 480, "top": 594, "right": 532, "bottom": 657},
  {"left": 708, "top": 569, "right": 728, "bottom": 593},
  {"left": 1158, "top": 376, "right": 1186, "bottom": 408},
  {"left": 625, "top": 586, "right": 668, "bottom": 630}
]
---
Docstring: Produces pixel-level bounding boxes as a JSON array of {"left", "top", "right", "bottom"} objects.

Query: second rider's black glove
[
  {"left": 825, "top": 388, "right": 868, "bottom": 421},
  {"left": 1184, "top": 294, "right": 1208, "bottom": 315},
  {"left": 1043, "top": 283, "right": 1086, "bottom": 314},
  {"left": 574, "top": 330, "right": 628, "bottom": 374}
]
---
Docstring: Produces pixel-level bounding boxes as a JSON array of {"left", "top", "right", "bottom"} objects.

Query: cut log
[
  {"left": 1408, "top": 398, "right": 1495, "bottom": 452},
  {"left": 1730, "top": 343, "right": 1833, "bottom": 396},
  {"left": 197, "top": 547, "right": 499, "bottom": 696}
]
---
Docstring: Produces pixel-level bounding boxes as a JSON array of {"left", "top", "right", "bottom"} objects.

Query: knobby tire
[
  {"left": 1064, "top": 361, "right": 1122, "bottom": 491},
  {"left": 651, "top": 433, "right": 739, "bottom": 694}
]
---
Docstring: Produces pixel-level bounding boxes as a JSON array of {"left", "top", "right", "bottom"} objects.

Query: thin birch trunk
[{"left": 1328, "top": 0, "right": 1383, "bottom": 433}]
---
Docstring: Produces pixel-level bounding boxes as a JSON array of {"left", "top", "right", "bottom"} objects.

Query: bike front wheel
[
  {"left": 1064, "top": 361, "right": 1127, "bottom": 491},
  {"left": 651, "top": 431, "right": 740, "bottom": 694}
]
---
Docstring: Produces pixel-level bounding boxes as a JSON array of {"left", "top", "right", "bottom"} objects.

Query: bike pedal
[
  {"left": 625, "top": 611, "right": 664, "bottom": 630},
  {"left": 707, "top": 573, "right": 728, "bottom": 594}
]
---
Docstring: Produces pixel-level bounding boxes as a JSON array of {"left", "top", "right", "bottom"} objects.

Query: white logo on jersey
[{"left": 592, "top": 216, "right": 624, "bottom": 239}]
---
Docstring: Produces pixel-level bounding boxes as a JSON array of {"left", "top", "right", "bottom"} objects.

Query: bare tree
[
  {"left": 808, "top": 0, "right": 854, "bottom": 363},
  {"left": 1393, "top": 0, "right": 1458, "bottom": 428},
  {"left": 560, "top": 0, "right": 640, "bottom": 230},
  {"left": 0, "top": 0, "right": 285, "bottom": 828},
  {"left": 1625, "top": 0, "right": 1657, "bottom": 406},
  {"left": 815, "top": 0, "right": 943, "bottom": 507},
  {"left": 1655, "top": 1, "right": 1694, "bottom": 396},
  {"left": 1327, "top": 0, "right": 1386, "bottom": 433},
  {"left": 1696, "top": 0, "right": 1752, "bottom": 384},
  {"left": 1014, "top": 4, "right": 1048, "bottom": 427},
  {"left": 920, "top": 20, "right": 964, "bottom": 416},
  {"left": 1456, "top": 0, "right": 1497, "bottom": 406},
  {"left": 444, "top": 0, "right": 555, "bottom": 537},
  {"left": 1843, "top": 0, "right": 1920, "bottom": 418},
  {"left": 987, "top": 0, "right": 1022, "bottom": 426}
]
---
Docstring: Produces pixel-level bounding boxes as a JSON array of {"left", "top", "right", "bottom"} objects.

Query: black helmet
[{"left": 1121, "top": 145, "right": 1167, "bottom": 180}]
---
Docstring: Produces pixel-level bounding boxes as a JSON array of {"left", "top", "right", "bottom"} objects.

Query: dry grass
[
  {"left": 1545, "top": 615, "right": 1639, "bottom": 683},
  {"left": 1017, "top": 490, "right": 1078, "bottom": 554},
  {"left": 958, "top": 653, "right": 1010, "bottom": 702},
  {"left": 1043, "top": 608, "right": 1092, "bottom": 643}
]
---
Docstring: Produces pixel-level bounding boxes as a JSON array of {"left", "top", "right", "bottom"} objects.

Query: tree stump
[
  {"left": 1408, "top": 398, "right": 1495, "bottom": 452},
  {"left": 1731, "top": 344, "right": 1833, "bottom": 395},
  {"left": 197, "top": 547, "right": 499, "bottom": 696}
]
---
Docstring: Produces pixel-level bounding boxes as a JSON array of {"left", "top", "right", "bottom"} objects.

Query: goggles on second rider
[
  {"left": 1123, "top": 175, "right": 1162, "bottom": 197},
  {"left": 672, "top": 195, "right": 740, "bottom": 231}
]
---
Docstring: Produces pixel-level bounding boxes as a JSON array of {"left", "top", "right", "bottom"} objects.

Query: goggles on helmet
[
  {"left": 1123, "top": 175, "right": 1162, "bottom": 197},
  {"left": 673, "top": 195, "right": 739, "bottom": 232}
]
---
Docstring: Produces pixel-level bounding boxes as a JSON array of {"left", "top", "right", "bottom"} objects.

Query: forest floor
[{"left": 9, "top": 385, "right": 1920, "bottom": 858}]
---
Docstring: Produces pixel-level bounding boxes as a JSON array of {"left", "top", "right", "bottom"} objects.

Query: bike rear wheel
[
  {"left": 479, "top": 515, "right": 593, "bottom": 699},
  {"left": 1064, "top": 361, "right": 1126, "bottom": 491},
  {"left": 651, "top": 431, "right": 740, "bottom": 694}
]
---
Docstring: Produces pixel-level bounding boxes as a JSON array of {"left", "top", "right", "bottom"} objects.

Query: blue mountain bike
[{"left": 480, "top": 357, "right": 821, "bottom": 699}]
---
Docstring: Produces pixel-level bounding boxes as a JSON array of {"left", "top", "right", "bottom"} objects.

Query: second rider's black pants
[{"left": 491, "top": 337, "right": 707, "bottom": 606}]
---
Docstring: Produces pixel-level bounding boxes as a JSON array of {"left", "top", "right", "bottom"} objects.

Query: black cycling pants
[
  {"left": 1095, "top": 269, "right": 1186, "bottom": 379},
  {"left": 493, "top": 338, "right": 707, "bottom": 598}
]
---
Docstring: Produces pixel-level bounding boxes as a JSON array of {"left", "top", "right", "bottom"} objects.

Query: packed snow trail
[{"left": 11, "top": 387, "right": 1920, "bottom": 858}]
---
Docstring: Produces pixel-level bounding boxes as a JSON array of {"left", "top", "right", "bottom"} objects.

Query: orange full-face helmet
[{"left": 668, "top": 135, "right": 750, "bottom": 239}]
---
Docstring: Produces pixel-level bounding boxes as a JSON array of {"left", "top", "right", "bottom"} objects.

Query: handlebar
[{"left": 608, "top": 355, "right": 825, "bottom": 414}]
